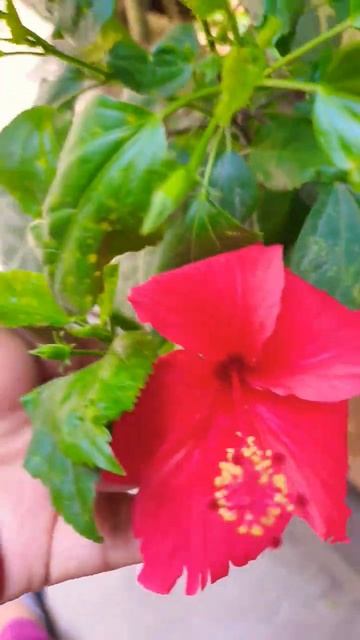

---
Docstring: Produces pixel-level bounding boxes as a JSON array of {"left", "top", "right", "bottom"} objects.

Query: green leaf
[
  {"left": 159, "top": 194, "right": 261, "bottom": 270},
  {"left": 43, "top": 96, "right": 167, "bottom": 313},
  {"left": 291, "top": 183, "right": 360, "bottom": 308},
  {"left": 257, "top": 188, "right": 309, "bottom": 246},
  {"left": 216, "top": 47, "right": 265, "bottom": 125},
  {"left": 0, "top": 270, "right": 69, "bottom": 328},
  {"left": 50, "top": 0, "right": 115, "bottom": 41},
  {"left": 264, "top": 0, "right": 305, "bottom": 36},
  {"left": 210, "top": 151, "right": 258, "bottom": 222},
  {"left": 324, "top": 43, "right": 360, "bottom": 97},
  {"left": 0, "top": 107, "right": 69, "bottom": 218},
  {"left": 181, "top": 0, "right": 226, "bottom": 18},
  {"left": 351, "top": 0, "right": 360, "bottom": 26},
  {"left": 108, "top": 24, "right": 198, "bottom": 97},
  {"left": 25, "top": 430, "right": 100, "bottom": 541},
  {"left": 142, "top": 167, "right": 195, "bottom": 235},
  {"left": 249, "top": 114, "right": 334, "bottom": 191},
  {"left": 37, "top": 65, "right": 88, "bottom": 108},
  {"left": 23, "top": 331, "right": 159, "bottom": 540},
  {"left": 5, "top": 0, "right": 27, "bottom": 43},
  {"left": 313, "top": 91, "right": 360, "bottom": 188}
]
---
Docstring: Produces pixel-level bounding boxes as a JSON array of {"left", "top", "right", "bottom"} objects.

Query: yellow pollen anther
[
  {"left": 238, "top": 525, "right": 248, "bottom": 535},
  {"left": 250, "top": 525, "right": 264, "bottom": 537},
  {"left": 272, "top": 474, "right": 287, "bottom": 491},
  {"left": 218, "top": 507, "right": 237, "bottom": 522},
  {"left": 260, "top": 515, "right": 276, "bottom": 527}
]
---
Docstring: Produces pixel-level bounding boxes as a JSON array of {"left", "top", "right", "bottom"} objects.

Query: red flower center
[{"left": 214, "top": 434, "right": 294, "bottom": 537}]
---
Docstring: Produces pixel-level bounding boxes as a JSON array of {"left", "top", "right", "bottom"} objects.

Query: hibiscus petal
[
  {"left": 249, "top": 270, "right": 360, "bottom": 402},
  {"left": 108, "top": 351, "right": 289, "bottom": 595},
  {"left": 129, "top": 245, "right": 284, "bottom": 364},
  {"left": 243, "top": 384, "right": 349, "bottom": 542}
]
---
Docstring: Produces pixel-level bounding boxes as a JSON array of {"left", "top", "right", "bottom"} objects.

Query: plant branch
[
  {"left": 266, "top": 18, "right": 351, "bottom": 75},
  {"left": 123, "top": 0, "right": 149, "bottom": 43},
  {"left": 1, "top": 11, "right": 111, "bottom": 78},
  {"left": 260, "top": 78, "right": 319, "bottom": 93},
  {"left": 161, "top": 86, "right": 219, "bottom": 118},
  {"left": 201, "top": 19, "right": 217, "bottom": 53},
  {"left": 224, "top": 0, "right": 242, "bottom": 45},
  {"left": 0, "top": 49, "right": 45, "bottom": 57},
  {"left": 190, "top": 118, "right": 218, "bottom": 171}
]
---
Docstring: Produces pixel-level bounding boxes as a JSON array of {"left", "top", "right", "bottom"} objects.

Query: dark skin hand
[{"left": 0, "top": 330, "right": 140, "bottom": 603}]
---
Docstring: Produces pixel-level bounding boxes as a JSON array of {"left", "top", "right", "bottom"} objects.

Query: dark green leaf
[
  {"left": 216, "top": 47, "right": 265, "bottom": 125},
  {"left": 264, "top": 0, "right": 305, "bottom": 36},
  {"left": 313, "top": 91, "right": 360, "bottom": 188},
  {"left": 0, "top": 270, "right": 69, "bottom": 327},
  {"left": 43, "top": 96, "right": 167, "bottom": 313},
  {"left": 324, "top": 43, "right": 360, "bottom": 97},
  {"left": 210, "top": 151, "right": 258, "bottom": 222},
  {"left": 181, "top": 0, "right": 226, "bottom": 18},
  {"left": 108, "top": 24, "right": 198, "bottom": 96},
  {"left": 351, "top": 0, "right": 360, "bottom": 25},
  {"left": 25, "top": 430, "right": 100, "bottom": 541},
  {"left": 291, "top": 184, "right": 360, "bottom": 308},
  {"left": 0, "top": 107, "right": 69, "bottom": 218},
  {"left": 24, "top": 331, "right": 159, "bottom": 540},
  {"left": 249, "top": 114, "right": 334, "bottom": 191},
  {"left": 257, "top": 188, "right": 309, "bottom": 246},
  {"left": 159, "top": 194, "right": 261, "bottom": 270}
]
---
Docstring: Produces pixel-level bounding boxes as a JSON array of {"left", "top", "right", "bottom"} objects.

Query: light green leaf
[
  {"left": 291, "top": 183, "right": 360, "bottom": 308},
  {"left": 37, "top": 65, "right": 88, "bottom": 108},
  {"left": 0, "top": 270, "right": 69, "bottom": 328},
  {"left": 108, "top": 24, "right": 198, "bottom": 97},
  {"left": 159, "top": 194, "right": 261, "bottom": 270},
  {"left": 0, "top": 107, "right": 69, "bottom": 218},
  {"left": 250, "top": 114, "right": 334, "bottom": 190},
  {"left": 23, "top": 331, "right": 159, "bottom": 540},
  {"left": 181, "top": 0, "right": 226, "bottom": 18},
  {"left": 264, "top": 0, "right": 305, "bottom": 36},
  {"left": 210, "top": 151, "right": 258, "bottom": 222},
  {"left": 216, "top": 47, "right": 265, "bottom": 125},
  {"left": 42, "top": 96, "right": 167, "bottom": 313},
  {"left": 142, "top": 167, "right": 194, "bottom": 235},
  {"left": 351, "top": 0, "right": 360, "bottom": 26},
  {"left": 5, "top": 0, "right": 27, "bottom": 43},
  {"left": 99, "top": 262, "right": 119, "bottom": 324}
]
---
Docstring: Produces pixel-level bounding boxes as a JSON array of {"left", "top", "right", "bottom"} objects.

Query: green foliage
[
  {"left": 0, "top": 107, "right": 69, "bottom": 218},
  {"left": 250, "top": 115, "right": 334, "bottom": 191},
  {"left": 291, "top": 184, "right": 360, "bottom": 308},
  {"left": 23, "top": 331, "right": 159, "bottom": 539},
  {"left": 0, "top": 271, "right": 69, "bottom": 327},
  {"left": 108, "top": 24, "right": 199, "bottom": 96},
  {"left": 2, "top": 0, "right": 360, "bottom": 543},
  {"left": 42, "top": 96, "right": 167, "bottom": 313}
]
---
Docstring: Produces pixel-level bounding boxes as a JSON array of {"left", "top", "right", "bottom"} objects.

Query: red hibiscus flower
[{"left": 107, "top": 245, "right": 360, "bottom": 595}]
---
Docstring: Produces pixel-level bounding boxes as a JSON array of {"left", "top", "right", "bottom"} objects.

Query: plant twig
[
  {"left": 224, "top": 0, "right": 241, "bottom": 45},
  {"left": 201, "top": 19, "right": 217, "bottom": 53},
  {"left": 261, "top": 78, "right": 319, "bottom": 93},
  {"left": 266, "top": 18, "right": 351, "bottom": 75}
]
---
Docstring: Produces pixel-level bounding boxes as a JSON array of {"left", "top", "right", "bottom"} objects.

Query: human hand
[{"left": 0, "top": 330, "right": 140, "bottom": 603}]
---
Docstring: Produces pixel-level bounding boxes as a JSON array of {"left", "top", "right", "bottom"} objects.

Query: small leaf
[
  {"left": 37, "top": 65, "right": 88, "bottom": 108},
  {"left": 180, "top": 0, "right": 226, "bottom": 18},
  {"left": 31, "top": 343, "right": 73, "bottom": 362},
  {"left": 264, "top": 0, "right": 305, "bottom": 36},
  {"left": 0, "top": 271, "right": 69, "bottom": 328},
  {"left": 43, "top": 96, "right": 167, "bottom": 313},
  {"left": 0, "top": 106, "right": 69, "bottom": 218},
  {"left": 142, "top": 167, "right": 195, "bottom": 235},
  {"left": 291, "top": 183, "right": 360, "bottom": 308},
  {"left": 216, "top": 47, "right": 265, "bottom": 125},
  {"left": 210, "top": 151, "right": 258, "bottom": 222},
  {"left": 250, "top": 114, "right": 335, "bottom": 191},
  {"left": 23, "top": 331, "right": 159, "bottom": 540},
  {"left": 159, "top": 194, "right": 261, "bottom": 270},
  {"left": 6, "top": 0, "right": 27, "bottom": 43},
  {"left": 108, "top": 24, "right": 198, "bottom": 97}
]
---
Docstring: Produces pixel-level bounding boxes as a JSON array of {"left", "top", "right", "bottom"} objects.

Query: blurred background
[{"left": 2, "top": 2, "right": 360, "bottom": 638}]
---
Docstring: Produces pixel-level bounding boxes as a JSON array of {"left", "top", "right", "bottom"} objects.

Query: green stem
[
  {"left": 224, "top": 0, "right": 242, "bottom": 45},
  {"left": 265, "top": 18, "right": 351, "bottom": 75},
  {"left": 190, "top": 118, "right": 218, "bottom": 171},
  {"left": 202, "top": 127, "right": 223, "bottom": 191},
  {"left": 0, "top": 50, "right": 45, "bottom": 57},
  {"left": 260, "top": 78, "right": 319, "bottom": 93},
  {"left": 201, "top": 19, "right": 217, "bottom": 53},
  {"left": 161, "top": 86, "right": 219, "bottom": 119},
  {"left": 1, "top": 11, "right": 110, "bottom": 78}
]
